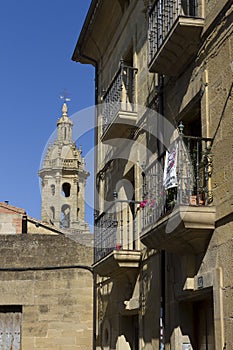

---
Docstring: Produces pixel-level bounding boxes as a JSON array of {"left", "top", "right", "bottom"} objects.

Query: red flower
[
  {"left": 116, "top": 243, "right": 122, "bottom": 250},
  {"left": 140, "top": 200, "right": 148, "bottom": 208}
]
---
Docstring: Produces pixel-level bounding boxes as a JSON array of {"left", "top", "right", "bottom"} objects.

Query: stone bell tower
[{"left": 39, "top": 102, "right": 89, "bottom": 231}]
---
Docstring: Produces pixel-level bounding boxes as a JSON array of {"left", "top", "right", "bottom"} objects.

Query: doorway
[{"left": 193, "top": 297, "right": 215, "bottom": 350}]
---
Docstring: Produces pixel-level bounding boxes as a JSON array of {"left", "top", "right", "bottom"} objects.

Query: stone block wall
[{"left": 0, "top": 234, "right": 93, "bottom": 350}]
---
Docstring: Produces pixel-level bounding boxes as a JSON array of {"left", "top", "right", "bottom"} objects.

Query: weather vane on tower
[{"left": 60, "top": 89, "right": 71, "bottom": 104}]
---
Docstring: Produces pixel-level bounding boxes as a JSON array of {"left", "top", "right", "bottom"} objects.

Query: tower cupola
[{"left": 57, "top": 103, "right": 73, "bottom": 143}]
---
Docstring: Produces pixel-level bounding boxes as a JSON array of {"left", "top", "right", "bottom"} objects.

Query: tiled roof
[{"left": 0, "top": 202, "right": 26, "bottom": 215}]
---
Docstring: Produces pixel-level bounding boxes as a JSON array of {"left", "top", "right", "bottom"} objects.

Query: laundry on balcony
[{"left": 163, "top": 142, "right": 178, "bottom": 190}]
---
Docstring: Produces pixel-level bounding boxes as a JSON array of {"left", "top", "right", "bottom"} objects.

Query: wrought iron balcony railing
[
  {"left": 148, "top": 0, "right": 200, "bottom": 65},
  {"left": 142, "top": 128, "right": 213, "bottom": 231},
  {"left": 102, "top": 62, "right": 138, "bottom": 135},
  {"left": 94, "top": 199, "right": 140, "bottom": 263}
]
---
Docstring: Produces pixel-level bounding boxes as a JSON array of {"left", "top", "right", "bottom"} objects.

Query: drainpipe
[
  {"left": 204, "top": 70, "right": 210, "bottom": 139},
  {"left": 158, "top": 74, "right": 164, "bottom": 156},
  {"left": 73, "top": 49, "right": 98, "bottom": 350},
  {"left": 22, "top": 214, "right": 27, "bottom": 234},
  {"left": 158, "top": 73, "right": 166, "bottom": 348},
  {"left": 160, "top": 250, "right": 165, "bottom": 348},
  {"left": 203, "top": 69, "right": 213, "bottom": 204}
]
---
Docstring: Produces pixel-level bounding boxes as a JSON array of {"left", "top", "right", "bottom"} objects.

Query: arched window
[
  {"left": 50, "top": 206, "right": 55, "bottom": 220},
  {"left": 62, "top": 182, "right": 71, "bottom": 197},
  {"left": 51, "top": 184, "right": 55, "bottom": 196},
  {"left": 61, "top": 204, "right": 70, "bottom": 228}
]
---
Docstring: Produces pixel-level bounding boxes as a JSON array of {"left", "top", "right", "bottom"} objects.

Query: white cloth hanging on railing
[{"left": 163, "top": 142, "right": 178, "bottom": 190}]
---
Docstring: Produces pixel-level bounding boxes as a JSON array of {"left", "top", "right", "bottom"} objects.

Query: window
[
  {"left": 50, "top": 206, "right": 55, "bottom": 220},
  {"left": 51, "top": 184, "right": 55, "bottom": 196},
  {"left": 61, "top": 204, "right": 70, "bottom": 228},
  {"left": 181, "top": 0, "right": 197, "bottom": 16},
  {"left": 122, "top": 46, "right": 134, "bottom": 107},
  {"left": 62, "top": 182, "right": 71, "bottom": 197}
]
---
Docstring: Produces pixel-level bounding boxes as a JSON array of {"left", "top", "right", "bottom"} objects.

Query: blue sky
[{"left": 0, "top": 0, "right": 95, "bottom": 226}]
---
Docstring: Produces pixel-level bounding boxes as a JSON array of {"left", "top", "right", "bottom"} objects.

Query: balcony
[
  {"left": 101, "top": 62, "right": 138, "bottom": 143},
  {"left": 94, "top": 199, "right": 141, "bottom": 276},
  {"left": 148, "top": 0, "right": 204, "bottom": 75},
  {"left": 140, "top": 130, "right": 216, "bottom": 254}
]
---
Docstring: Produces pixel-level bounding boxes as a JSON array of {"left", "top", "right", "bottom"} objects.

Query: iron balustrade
[
  {"left": 148, "top": 0, "right": 199, "bottom": 64},
  {"left": 94, "top": 199, "right": 141, "bottom": 263},
  {"left": 102, "top": 62, "right": 138, "bottom": 134},
  {"left": 142, "top": 132, "right": 213, "bottom": 230}
]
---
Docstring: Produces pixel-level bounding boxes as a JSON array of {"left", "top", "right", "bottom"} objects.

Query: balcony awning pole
[{"left": 196, "top": 140, "right": 200, "bottom": 204}]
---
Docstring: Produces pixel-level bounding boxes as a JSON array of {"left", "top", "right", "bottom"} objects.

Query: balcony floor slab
[
  {"left": 101, "top": 110, "right": 137, "bottom": 143},
  {"left": 93, "top": 249, "right": 141, "bottom": 277},
  {"left": 141, "top": 205, "right": 216, "bottom": 254},
  {"left": 149, "top": 16, "right": 204, "bottom": 76}
]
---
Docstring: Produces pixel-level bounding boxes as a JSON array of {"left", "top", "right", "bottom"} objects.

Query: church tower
[{"left": 39, "top": 102, "right": 89, "bottom": 231}]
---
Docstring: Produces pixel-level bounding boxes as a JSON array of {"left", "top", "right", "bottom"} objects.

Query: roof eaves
[
  {"left": 27, "top": 216, "right": 62, "bottom": 234},
  {"left": 0, "top": 202, "right": 26, "bottom": 215},
  {"left": 72, "top": 0, "right": 102, "bottom": 64}
]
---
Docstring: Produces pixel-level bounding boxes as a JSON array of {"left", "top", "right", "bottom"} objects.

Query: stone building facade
[
  {"left": 73, "top": 0, "right": 233, "bottom": 349},
  {"left": 0, "top": 201, "right": 93, "bottom": 350}
]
